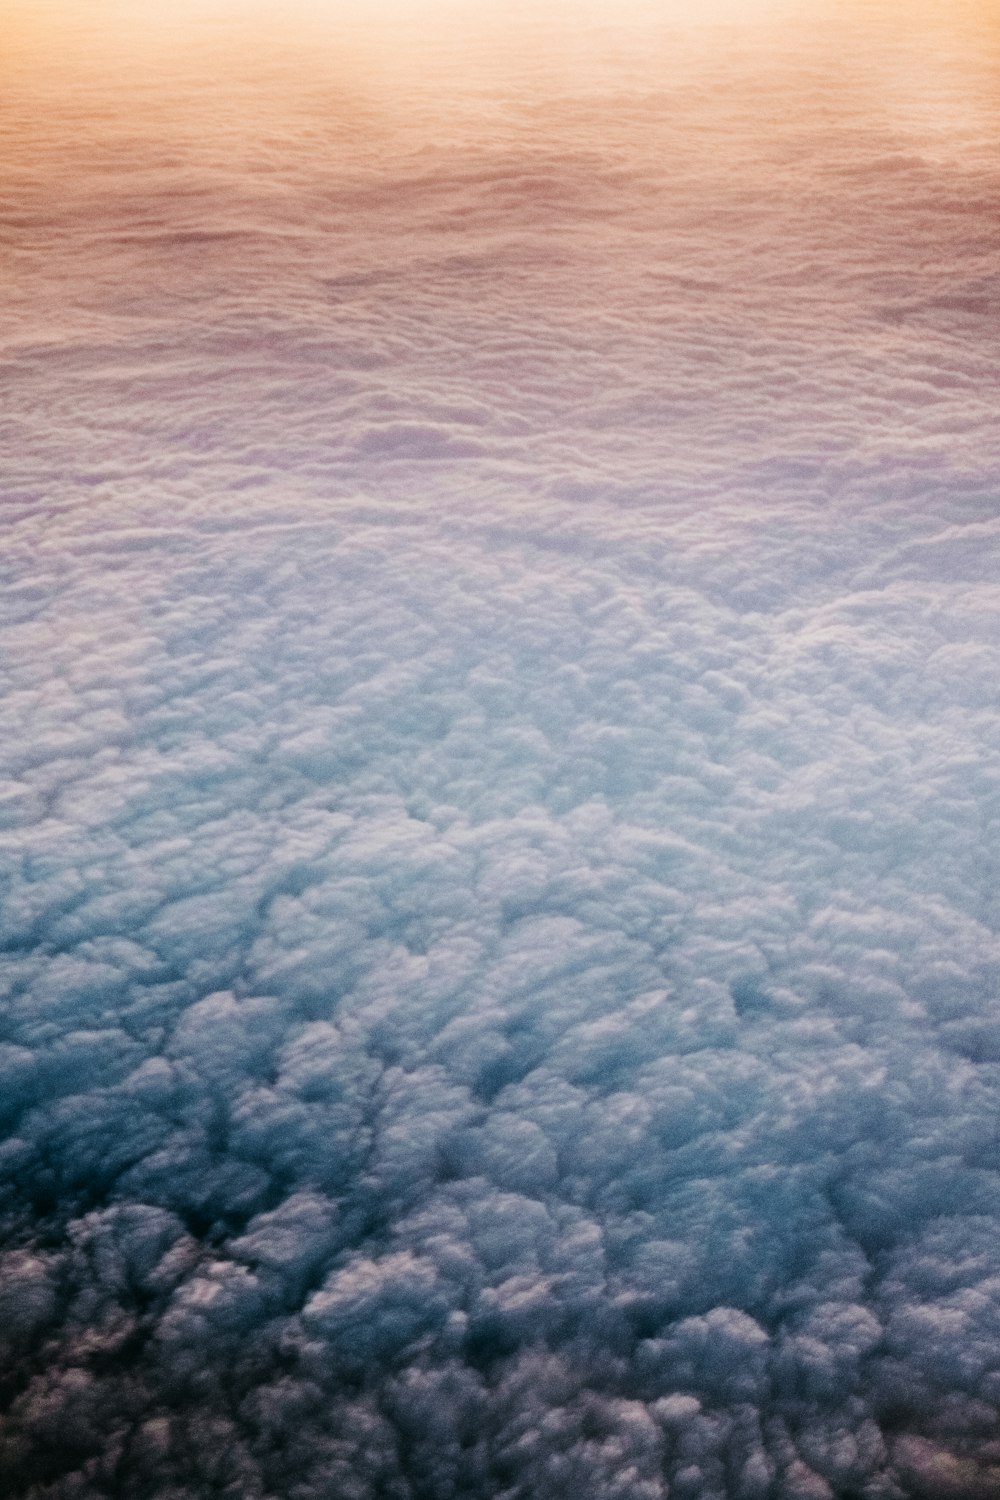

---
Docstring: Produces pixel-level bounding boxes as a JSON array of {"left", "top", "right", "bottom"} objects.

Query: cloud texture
[{"left": 2, "top": 1, "right": 1000, "bottom": 1496}]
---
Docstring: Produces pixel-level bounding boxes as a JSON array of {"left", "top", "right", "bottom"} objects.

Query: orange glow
[
  {"left": 3, "top": 0, "right": 997, "bottom": 401},
  {"left": 4, "top": 0, "right": 997, "bottom": 149}
]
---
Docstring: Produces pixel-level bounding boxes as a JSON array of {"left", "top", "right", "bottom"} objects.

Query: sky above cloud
[{"left": 2, "top": 1, "right": 1000, "bottom": 1497}]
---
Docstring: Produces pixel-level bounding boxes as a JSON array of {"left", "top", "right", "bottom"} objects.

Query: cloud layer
[{"left": 2, "top": 2, "right": 1000, "bottom": 1497}]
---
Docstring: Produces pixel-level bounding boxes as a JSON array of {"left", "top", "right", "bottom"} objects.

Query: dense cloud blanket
[{"left": 2, "top": 2, "right": 1000, "bottom": 1497}]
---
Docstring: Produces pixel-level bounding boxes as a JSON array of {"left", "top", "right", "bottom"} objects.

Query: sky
[{"left": 2, "top": 2, "right": 1000, "bottom": 1497}]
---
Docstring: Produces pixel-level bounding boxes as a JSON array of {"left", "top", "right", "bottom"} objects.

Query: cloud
[
  {"left": 3, "top": 2, "right": 1000, "bottom": 1497},
  {"left": 5, "top": 490, "right": 1000, "bottom": 1498}
]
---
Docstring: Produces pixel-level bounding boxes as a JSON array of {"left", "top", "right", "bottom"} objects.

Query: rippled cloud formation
[{"left": 2, "top": 1, "right": 1000, "bottom": 1496}]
